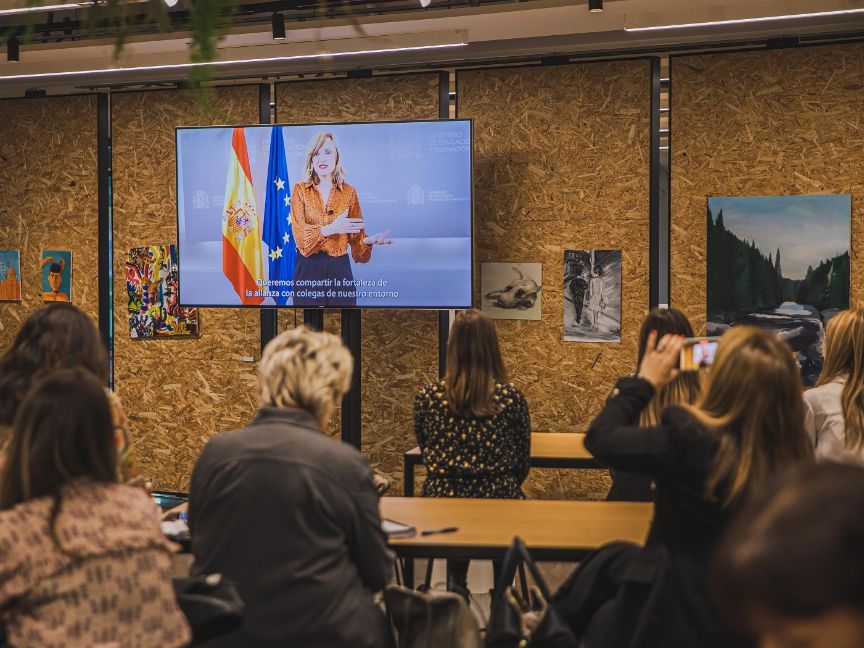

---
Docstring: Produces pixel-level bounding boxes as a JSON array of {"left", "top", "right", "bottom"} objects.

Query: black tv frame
[{"left": 175, "top": 118, "right": 474, "bottom": 310}]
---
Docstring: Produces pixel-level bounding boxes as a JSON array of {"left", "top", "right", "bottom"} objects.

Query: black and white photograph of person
[
  {"left": 563, "top": 249, "right": 621, "bottom": 342},
  {"left": 481, "top": 262, "right": 542, "bottom": 320}
]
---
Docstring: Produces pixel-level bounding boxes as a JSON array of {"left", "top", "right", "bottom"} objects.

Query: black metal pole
[
  {"left": 304, "top": 309, "right": 324, "bottom": 331},
  {"left": 341, "top": 309, "right": 361, "bottom": 448},
  {"left": 96, "top": 92, "right": 113, "bottom": 387},
  {"left": 649, "top": 57, "right": 662, "bottom": 310},
  {"left": 259, "top": 83, "right": 278, "bottom": 351},
  {"left": 438, "top": 70, "right": 451, "bottom": 378}
]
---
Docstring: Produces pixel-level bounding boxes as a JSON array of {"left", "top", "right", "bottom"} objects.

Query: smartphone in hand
[{"left": 680, "top": 337, "right": 720, "bottom": 371}]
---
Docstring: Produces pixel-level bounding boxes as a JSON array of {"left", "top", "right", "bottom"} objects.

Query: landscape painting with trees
[{"left": 707, "top": 194, "right": 850, "bottom": 385}]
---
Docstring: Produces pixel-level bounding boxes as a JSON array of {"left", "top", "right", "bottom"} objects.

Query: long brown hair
[
  {"left": 816, "top": 308, "right": 864, "bottom": 450},
  {"left": 0, "top": 303, "right": 108, "bottom": 427},
  {"left": 637, "top": 308, "right": 701, "bottom": 425},
  {"left": 684, "top": 327, "right": 813, "bottom": 507},
  {"left": 444, "top": 309, "right": 508, "bottom": 417},
  {"left": 0, "top": 368, "right": 117, "bottom": 553}
]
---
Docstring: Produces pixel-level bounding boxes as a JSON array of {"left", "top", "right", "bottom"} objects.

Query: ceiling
[{"left": 0, "top": 0, "right": 862, "bottom": 95}]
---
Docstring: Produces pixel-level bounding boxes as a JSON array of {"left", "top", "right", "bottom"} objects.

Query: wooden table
[
  {"left": 382, "top": 497, "right": 651, "bottom": 562},
  {"left": 403, "top": 432, "right": 603, "bottom": 497}
]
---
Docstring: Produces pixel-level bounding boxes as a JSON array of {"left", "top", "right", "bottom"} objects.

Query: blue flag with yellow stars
[{"left": 262, "top": 126, "right": 295, "bottom": 306}]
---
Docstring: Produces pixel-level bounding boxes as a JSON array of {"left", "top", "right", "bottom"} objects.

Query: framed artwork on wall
[
  {"left": 563, "top": 249, "right": 621, "bottom": 343},
  {"left": 481, "top": 263, "right": 542, "bottom": 320},
  {"left": 127, "top": 244, "right": 199, "bottom": 338},
  {"left": 707, "top": 194, "right": 850, "bottom": 385},
  {"left": 41, "top": 250, "right": 72, "bottom": 302},
  {"left": 0, "top": 250, "right": 21, "bottom": 302}
]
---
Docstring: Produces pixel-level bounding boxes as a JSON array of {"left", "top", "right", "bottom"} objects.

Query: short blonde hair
[{"left": 259, "top": 327, "right": 352, "bottom": 423}]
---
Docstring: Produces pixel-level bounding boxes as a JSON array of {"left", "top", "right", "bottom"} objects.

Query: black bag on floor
[
  {"left": 384, "top": 584, "right": 483, "bottom": 648},
  {"left": 173, "top": 573, "right": 245, "bottom": 645},
  {"left": 486, "top": 537, "right": 578, "bottom": 648}
]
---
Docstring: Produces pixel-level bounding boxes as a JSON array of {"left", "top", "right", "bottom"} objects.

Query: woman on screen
[{"left": 290, "top": 131, "right": 392, "bottom": 307}]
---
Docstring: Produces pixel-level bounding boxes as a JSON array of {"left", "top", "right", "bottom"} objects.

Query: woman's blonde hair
[
  {"left": 259, "top": 326, "right": 352, "bottom": 425},
  {"left": 684, "top": 327, "right": 813, "bottom": 507},
  {"left": 302, "top": 131, "right": 345, "bottom": 187},
  {"left": 637, "top": 308, "right": 701, "bottom": 426},
  {"left": 444, "top": 309, "right": 508, "bottom": 417},
  {"left": 817, "top": 308, "right": 864, "bottom": 450}
]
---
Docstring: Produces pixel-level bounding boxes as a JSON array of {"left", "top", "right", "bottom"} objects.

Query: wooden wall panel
[
  {"left": 458, "top": 61, "right": 652, "bottom": 499},
  {"left": 671, "top": 44, "right": 864, "bottom": 330},
  {"left": 112, "top": 87, "right": 261, "bottom": 490},
  {"left": 0, "top": 96, "right": 98, "bottom": 351},
  {"left": 275, "top": 74, "right": 440, "bottom": 494}
]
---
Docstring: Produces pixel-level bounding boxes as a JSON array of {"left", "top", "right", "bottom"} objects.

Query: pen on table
[{"left": 420, "top": 527, "right": 459, "bottom": 536}]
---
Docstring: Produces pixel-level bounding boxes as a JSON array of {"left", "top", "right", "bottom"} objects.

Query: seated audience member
[
  {"left": 804, "top": 308, "right": 864, "bottom": 462},
  {"left": 607, "top": 307, "right": 701, "bottom": 501},
  {"left": 554, "top": 327, "right": 813, "bottom": 648},
  {"left": 188, "top": 327, "right": 393, "bottom": 648},
  {"left": 0, "top": 303, "right": 141, "bottom": 485},
  {"left": 0, "top": 369, "right": 190, "bottom": 648},
  {"left": 414, "top": 308, "right": 530, "bottom": 592},
  {"left": 713, "top": 463, "right": 864, "bottom": 648}
]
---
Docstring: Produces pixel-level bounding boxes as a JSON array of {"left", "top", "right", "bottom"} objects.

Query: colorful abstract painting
[
  {"left": 41, "top": 250, "right": 72, "bottom": 302},
  {"left": 127, "top": 244, "right": 199, "bottom": 338},
  {"left": 0, "top": 250, "right": 21, "bottom": 301}
]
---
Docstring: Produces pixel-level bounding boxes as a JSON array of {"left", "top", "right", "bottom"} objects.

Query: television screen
[{"left": 176, "top": 120, "right": 473, "bottom": 308}]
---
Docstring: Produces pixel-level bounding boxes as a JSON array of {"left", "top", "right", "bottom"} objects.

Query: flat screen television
[{"left": 175, "top": 119, "right": 473, "bottom": 308}]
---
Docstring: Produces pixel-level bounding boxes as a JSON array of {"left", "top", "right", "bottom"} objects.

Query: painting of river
[{"left": 706, "top": 195, "right": 850, "bottom": 386}]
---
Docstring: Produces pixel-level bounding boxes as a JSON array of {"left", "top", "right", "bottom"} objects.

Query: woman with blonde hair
[
  {"left": 189, "top": 326, "right": 393, "bottom": 647},
  {"left": 607, "top": 307, "right": 701, "bottom": 501},
  {"left": 805, "top": 308, "right": 864, "bottom": 462},
  {"left": 555, "top": 326, "right": 813, "bottom": 648},
  {"left": 289, "top": 131, "right": 392, "bottom": 307},
  {"left": 414, "top": 308, "right": 530, "bottom": 592}
]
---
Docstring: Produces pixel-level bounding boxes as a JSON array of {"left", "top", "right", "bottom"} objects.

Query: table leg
[{"left": 404, "top": 457, "right": 415, "bottom": 498}]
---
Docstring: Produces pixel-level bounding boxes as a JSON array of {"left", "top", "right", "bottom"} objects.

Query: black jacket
[
  {"left": 581, "top": 377, "right": 749, "bottom": 648},
  {"left": 188, "top": 407, "right": 393, "bottom": 648}
]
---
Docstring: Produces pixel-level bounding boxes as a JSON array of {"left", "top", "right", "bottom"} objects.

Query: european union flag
[{"left": 262, "top": 126, "right": 296, "bottom": 305}]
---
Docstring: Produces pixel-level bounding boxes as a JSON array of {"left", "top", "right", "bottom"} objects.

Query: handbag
[
  {"left": 173, "top": 573, "right": 245, "bottom": 645},
  {"left": 486, "top": 537, "right": 579, "bottom": 648},
  {"left": 384, "top": 583, "right": 483, "bottom": 648}
]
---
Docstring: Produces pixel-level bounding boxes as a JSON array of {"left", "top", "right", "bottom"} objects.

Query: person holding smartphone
[
  {"left": 606, "top": 308, "right": 702, "bottom": 502},
  {"left": 555, "top": 326, "right": 813, "bottom": 648},
  {"left": 289, "top": 131, "right": 392, "bottom": 307}
]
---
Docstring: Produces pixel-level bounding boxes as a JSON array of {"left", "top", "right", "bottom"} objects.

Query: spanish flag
[{"left": 222, "top": 128, "right": 265, "bottom": 305}]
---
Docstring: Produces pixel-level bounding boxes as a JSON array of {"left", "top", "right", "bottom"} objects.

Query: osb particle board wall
[
  {"left": 112, "top": 87, "right": 261, "bottom": 490},
  {"left": 275, "top": 74, "right": 441, "bottom": 495},
  {"left": 670, "top": 44, "right": 864, "bottom": 330},
  {"left": 458, "top": 61, "right": 652, "bottom": 499},
  {"left": 0, "top": 96, "right": 99, "bottom": 350}
]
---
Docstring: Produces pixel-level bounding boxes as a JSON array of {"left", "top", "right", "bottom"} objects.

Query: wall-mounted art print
[
  {"left": 707, "top": 194, "right": 850, "bottom": 386},
  {"left": 564, "top": 249, "right": 621, "bottom": 343},
  {"left": 481, "top": 263, "right": 542, "bottom": 320},
  {"left": 127, "top": 244, "right": 199, "bottom": 339},
  {"left": 41, "top": 250, "right": 72, "bottom": 302},
  {"left": 0, "top": 250, "right": 21, "bottom": 302}
]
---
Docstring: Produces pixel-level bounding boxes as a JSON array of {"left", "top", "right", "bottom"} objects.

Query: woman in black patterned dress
[{"left": 413, "top": 308, "right": 531, "bottom": 591}]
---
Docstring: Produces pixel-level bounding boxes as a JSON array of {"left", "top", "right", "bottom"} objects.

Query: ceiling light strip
[
  {"left": 625, "top": 7, "right": 864, "bottom": 31},
  {"left": 0, "top": 3, "right": 83, "bottom": 15},
  {"left": 0, "top": 40, "right": 467, "bottom": 81}
]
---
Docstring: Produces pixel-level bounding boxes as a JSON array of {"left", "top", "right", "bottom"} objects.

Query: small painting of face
[{"left": 48, "top": 271, "right": 62, "bottom": 292}]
